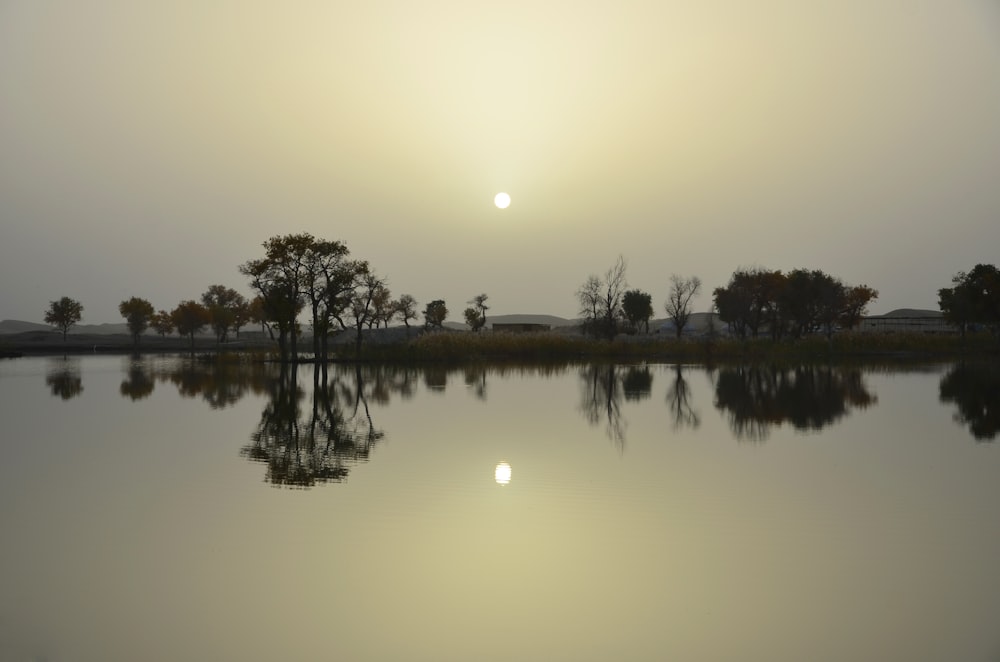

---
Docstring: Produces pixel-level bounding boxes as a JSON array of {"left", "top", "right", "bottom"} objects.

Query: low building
[
  {"left": 491, "top": 323, "right": 551, "bottom": 334},
  {"left": 858, "top": 315, "right": 953, "bottom": 334}
]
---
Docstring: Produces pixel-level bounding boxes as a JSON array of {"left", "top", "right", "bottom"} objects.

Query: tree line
[
  {"left": 40, "top": 232, "right": 998, "bottom": 359},
  {"left": 576, "top": 258, "right": 878, "bottom": 341},
  {"left": 41, "top": 233, "right": 476, "bottom": 361},
  {"left": 577, "top": 256, "right": 999, "bottom": 342}
]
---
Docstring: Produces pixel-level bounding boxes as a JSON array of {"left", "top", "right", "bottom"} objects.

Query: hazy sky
[{"left": 3, "top": 1, "right": 1000, "bottom": 323}]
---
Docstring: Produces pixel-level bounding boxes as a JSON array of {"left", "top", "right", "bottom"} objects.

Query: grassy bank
[
  {"left": 333, "top": 330, "right": 1000, "bottom": 363},
  {"left": 3, "top": 328, "right": 997, "bottom": 363},
  {"left": 0, "top": 330, "right": 273, "bottom": 357}
]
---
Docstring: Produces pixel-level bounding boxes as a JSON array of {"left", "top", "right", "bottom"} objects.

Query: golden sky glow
[{"left": 2, "top": 1, "right": 1000, "bottom": 321}]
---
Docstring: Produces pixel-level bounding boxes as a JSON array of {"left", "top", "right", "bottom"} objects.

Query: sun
[{"left": 494, "top": 192, "right": 511, "bottom": 209}]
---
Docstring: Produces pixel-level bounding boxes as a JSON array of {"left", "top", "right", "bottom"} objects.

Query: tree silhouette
[
  {"left": 938, "top": 264, "right": 1000, "bottom": 339},
  {"left": 171, "top": 300, "right": 211, "bottom": 350},
  {"left": 393, "top": 294, "right": 419, "bottom": 332},
  {"left": 464, "top": 293, "right": 489, "bottom": 332},
  {"left": 664, "top": 275, "right": 702, "bottom": 338},
  {"left": 43, "top": 296, "right": 83, "bottom": 341},
  {"left": 622, "top": 290, "right": 653, "bottom": 334},
  {"left": 119, "top": 296, "right": 155, "bottom": 346},
  {"left": 240, "top": 233, "right": 314, "bottom": 362},
  {"left": 150, "top": 310, "right": 175, "bottom": 337},
  {"left": 200, "top": 284, "right": 248, "bottom": 343},
  {"left": 423, "top": 299, "right": 448, "bottom": 328}
]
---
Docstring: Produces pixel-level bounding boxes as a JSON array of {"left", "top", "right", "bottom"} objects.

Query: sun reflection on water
[{"left": 494, "top": 462, "right": 511, "bottom": 486}]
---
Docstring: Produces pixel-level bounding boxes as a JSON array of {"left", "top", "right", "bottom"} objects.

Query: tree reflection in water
[
  {"left": 424, "top": 366, "right": 448, "bottom": 393},
  {"left": 241, "top": 364, "right": 385, "bottom": 488},
  {"left": 120, "top": 357, "right": 155, "bottom": 401},
  {"left": 713, "top": 364, "right": 877, "bottom": 442},
  {"left": 464, "top": 366, "right": 487, "bottom": 400},
  {"left": 45, "top": 358, "right": 83, "bottom": 400},
  {"left": 164, "top": 360, "right": 271, "bottom": 409},
  {"left": 939, "top": 362, "right": 1000, "bottom": 441},
  {"left": 665, "top": 364, "right": 700, "bottom": 430},
  {"left": 622, "top": 365, "right": 653, "bottom": 401},
  {"left": 579, "top": 364, "right": 626, "bottom": 451}
]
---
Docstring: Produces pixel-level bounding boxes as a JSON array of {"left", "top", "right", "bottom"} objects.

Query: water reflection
[
  {"left": 622, "top": 365, "right": 653, "bottom": 401},
  {"left": 11, "top": 358, "right": 1000, "bottom": 659},
  {"left": 464, "top": 366, "right": 487, "bottom": 400},
  {"left": 939, "top": 361, "right": 1000, "bottom": 441},
  {"left": 665, "top": 364, "right": 700, "bottom": 430},
  {"left": 366, "top": 364, "right": 419, "bottom": 404},
  {"left": 424, "top": 366, "right": 448, "bottom": 392},
  {"left": 163, "top": 360, "right": 271, "bottom": 409},
  {"left": 120, "top": 358, "right": 155, "bottom": 401},
  {"left": 494, "top": 461, "right": 512, "bottom": 485},
  {"left": 45, "top": 358, "right": 83, "bottom": 400},
  {"left": 713, "top": 364, "right": 877, "bottom": 442},
  {"left": 241, "top": 364, "right": 385, "bottom": 488},
  {"left": 578, "top": 364, "right": 626, "bottom": 450}
]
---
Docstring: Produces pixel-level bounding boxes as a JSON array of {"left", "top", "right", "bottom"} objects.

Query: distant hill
[
  {"left": 1, "top": 309, "right": 943, "bottom": 337},
  {"left": 0, "top": 320, "right": 134, "bottom": 335},
  {"left": 873, "top": 309, "right": 942, "bottom": 318},
  {"left": 0, "top": 320, "right": 49, "bottom": 334}
]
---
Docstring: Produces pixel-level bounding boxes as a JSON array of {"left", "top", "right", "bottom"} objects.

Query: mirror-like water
[{"left": 1, "top": 356, "right": 998, "bottom": 661}]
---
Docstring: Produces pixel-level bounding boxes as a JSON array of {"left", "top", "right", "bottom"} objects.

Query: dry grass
[{"left": 332, "top": 329, "right": 998, "bottom": 363}]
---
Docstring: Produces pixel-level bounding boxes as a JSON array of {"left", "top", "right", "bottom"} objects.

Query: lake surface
[{"left": 1, "top": 356, "right": 998, "bottom": 661}]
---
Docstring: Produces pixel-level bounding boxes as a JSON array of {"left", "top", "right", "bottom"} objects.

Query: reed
[{"left": 332, "top": 329, "right": 997, "bottom": 363}]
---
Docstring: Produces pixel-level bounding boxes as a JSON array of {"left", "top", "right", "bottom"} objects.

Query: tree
[
  {"left": 44, "top": 296, "right": 83, "bottom": 341},
  {"left": 240, "top": 233, "right": 315, "bottom": 362},
  {"left": 713, "top": 268, "right": 784, "bottom": 339},
  {"left": 338, "top": 269, "right": 387, "bottom": 356},
  {"left": 779, "top": 269, "right": 831, "bottom": 338},
  {"left": 119, "top": 297, "right": 155, "bottom": 346},
  {"left": 394, "top": 294, "right": 418, "bottom": 329},
  {"left": 231, "top": 297, "right": 251, "bottom": 339},
  {"left": 622, "top": 289, "right": 653, "bottom": 334},
  {"left": 171, "top": 300, "right": 211, "bottom": 349},
  {"left": 150, "top": 310, "right": 175, "bottom": 337},
  {"left": 577, "top": 257, "right": 627, "bottom": 340},
  {"left": 939, "top": 264, "right": 1000, "bottom": 338},
  {"left": 599, "top": 256, "right": 628, "bottom": 340},
  {"left": 248, "top": 295, "right": 271, "bottom": 338},
  {"left": 839, "top": 285, "right": 878, "bottom": 330},
  {"left": 371, "top": 283, "right": 393, "bottom": 329},
  {"left": 463, "top": 307, "right": 482, "bottom": 331},
  {"left": 464, "top": 293, "right": 489, "bottom": 332},
  {"left": 423, "top": 300, "right": 448, "bottom": 328},
  {"left": 576, "top": 274, "right": 603, "bottom": 337},
  {"left": 664, "top": 275, "right": 702, "bottom": 339},
  {"left": 201, "top": 284, "right": 248, "bottom": 343},
  {"left": 714, "top": 267, "right": 874, "bottom": 341},
  {"left": 713, "top": 278, "right": 752, "bottom": 340},
  {"left": 303, "top": 239, "right": 356, "bottom": 358}
]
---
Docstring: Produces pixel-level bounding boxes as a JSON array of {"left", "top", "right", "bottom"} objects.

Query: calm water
[{"left": 1, "top": 356, "right": 999, "bottom": 661}]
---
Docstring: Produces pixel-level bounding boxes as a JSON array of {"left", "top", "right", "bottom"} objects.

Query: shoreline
[{"left": 3, "top": 327, "right": 997, "bottom": 364}]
